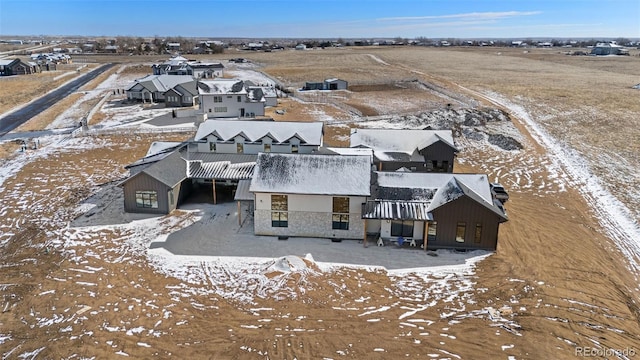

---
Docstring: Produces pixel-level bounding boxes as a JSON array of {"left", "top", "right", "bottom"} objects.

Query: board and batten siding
[
  {"left": 254, "top": 193, "right": 366, "bottom": 239},
  {"left": 123, "top": 172, "right": 179, "bottom": 214},
  {"left": 428, "top": 196, "right": 501, "bottom": 250},
  {"left": 420, "top": 141, "right": 456, "bottom": 172}
]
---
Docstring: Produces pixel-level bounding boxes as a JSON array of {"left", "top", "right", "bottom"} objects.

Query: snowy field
[{"left": 1, "top": 54, "right": 639, "bottom": 358}]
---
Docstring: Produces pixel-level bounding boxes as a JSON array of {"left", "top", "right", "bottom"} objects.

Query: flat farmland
[{"left": 0, "top": 46, "right": 639, "bottom": 359}]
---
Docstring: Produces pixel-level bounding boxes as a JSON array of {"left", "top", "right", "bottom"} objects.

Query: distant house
[
  {"left": 362, "top": 171, "right": 508, "bottom": 250},
  {"left": 166, "top": 42, "right": 181, "bottom": 52},
  {"left": 185, "top": 62, "right": 225, "bottom": 78},
  {"left": 126, "top": 74, "right": 197, "bottom": 105},
  {"left": 198, "top": 79, "right": 266, "bottom": 118},
  {"left": 192, "top": 119, "right": 324, "bottom": 154},
  {"left": 303, "top": 78, "right": 348, "bottom": 91},
  {"left": 350, "top": 129, "right": 458, "bottom": 172},
  {"left": 163, "top": 81, "right": 199, "bottom": 107},
  {"left": 250, "top": 153, "right": 371, "bottom": 239},
  {"left": 591, "top": 42, "right": 629, "bottom": 56},
  {"left": 0, "top": 58, "right": 38, "bottom": 76},
  {"left": 295, "top": 44, "right": 307, "bottom": 50}
]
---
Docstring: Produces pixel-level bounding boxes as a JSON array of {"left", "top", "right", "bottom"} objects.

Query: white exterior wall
[
  {"left": 201, "top": 94, "right": 265, "bottom": 118},
  {"left": 254, "top": 193, "right": 366, "bottom": 239},
  {"left": 196, "top": 140, "right": 319, "bottom": 154}
]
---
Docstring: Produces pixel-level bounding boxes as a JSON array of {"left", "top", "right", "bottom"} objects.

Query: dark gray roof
[{"left": 140, "top": 151, "right": 187, "bottom": 188}]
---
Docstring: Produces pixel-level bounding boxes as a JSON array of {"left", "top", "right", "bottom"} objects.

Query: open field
[{"left": 0, "top": 46, "right": 639, "bottom": 359}]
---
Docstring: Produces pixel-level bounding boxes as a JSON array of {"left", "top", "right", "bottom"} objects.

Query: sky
[{"left": 0, "top": 0, "right": 638, "bottom": 39}]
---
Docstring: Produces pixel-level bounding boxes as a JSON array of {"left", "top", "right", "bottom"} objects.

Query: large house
[
  {"left": 198, "top": 79, "right": 266, "bottom": 118},
  {"left": 250, "top": 153, "right": 371, "bottom": 240},
  {"left": 119, "top": 120, "right": 508, "bottom": 251},
  {"left": 192, "top": 119, "right": 324, "bottom": 154},
  {"left": 362, "top": 171, "right": 507, "bottom": 250},
  {"left": 126, "top": 74, "right": 198, "bottom": 106},
  {"left": 350, "top": 129, "right": 458, "bottom": 172}
]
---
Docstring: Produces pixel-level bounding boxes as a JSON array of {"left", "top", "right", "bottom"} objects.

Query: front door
[{"left": 240, "top": 108, "right": 245, "bottom": 117}]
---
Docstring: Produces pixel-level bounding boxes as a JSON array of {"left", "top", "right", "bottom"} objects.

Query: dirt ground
[{"left": 1, "top": 47, "right": 639, "bottom": 359}]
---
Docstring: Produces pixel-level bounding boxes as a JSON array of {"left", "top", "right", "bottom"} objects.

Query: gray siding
[
  {"left": 427, "top": 196, "right": 501, "bottom": 251},
  {"left": 420, "top": 141, "right": 456, "bottom": 172},
  {"left": 123, "top": 172, "right": 172, "bottom": 214}
]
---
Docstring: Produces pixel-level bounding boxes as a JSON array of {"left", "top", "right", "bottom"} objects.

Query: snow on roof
[
  {"left": 198, "top": 79, "right": 247, "bottom": 95},
  {"left": 350, "top": 129, "right": 457, "bottom": 161},
  {"left": 194, "top": 120, "right": 323, "bottom": 145},
  {"left": 371, "top": 171, "right": 506, "bottom": 219},
  {"left": 146, "top": 141, "right": 183, "bottom": 157},
  {"left": 250, "top": 153, "right": 371, "bottom": 196},
  {"left": 129, "top": 74, "right": 195, "bottom": 93}
]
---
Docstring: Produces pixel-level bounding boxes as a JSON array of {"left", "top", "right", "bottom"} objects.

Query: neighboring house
[
  {"left": 295, "top": 44, "right": 307, "bottom": 50},
  {"left": 0, "top": 58, "right": 38, "bottom": 76},
  {"left": 192, "top": 119, "right": 324, "bottom": 154},
  {"left": 362, "top": 171, "right": 508, "bottom": 251},
  {"left": 198, "top": 79, "right": 266, "bottom": 118},
  {"left": 126, "top": 74, "right": 197, "bottom": 104},
  {"left": 591, "top": 42, "right": 629, "bottom": 56},
  {"left": 247, "top": 85, "right": 277, "bottom": 106},
  {"left": 250, "top": 153, "right": 371, "bottom": 239},
  {"left": 185, "top": 62, "right": 225, "bottom": 78},
  {"left": 303, "top": 78, "right": 348, "bottom": 91},
  {"left": 163, "top": 81, "right": 199, "bottom": 107},
  {"left": 121, "top": 144, "right": 257, "bottom": 214},
  {"left": 350, "top": 128, "right": 458, "bottom": 172},
  {"left": 152, "top": 56, "right": 189, "bottom": 75}
]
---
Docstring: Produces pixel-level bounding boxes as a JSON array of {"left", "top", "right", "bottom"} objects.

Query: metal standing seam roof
[
  {"left": 362, "top": 200, "right": 433, "bottom": 220},
  {"left": 187, "top": 160, "right": 255, "bottom": 180},
  {"left": 234, "top": 179, "right": 254, "bottom": 201}
]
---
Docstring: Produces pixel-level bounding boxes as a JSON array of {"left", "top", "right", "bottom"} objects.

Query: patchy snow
[{"left": 479, "top": 91, "right": 640, "bottom": 274}]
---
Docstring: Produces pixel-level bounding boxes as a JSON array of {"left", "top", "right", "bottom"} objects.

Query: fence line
[{"left": 72, "top": 126, "right": 195, "bottom": 137}]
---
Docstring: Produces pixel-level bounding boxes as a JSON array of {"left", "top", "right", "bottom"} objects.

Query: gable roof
[
  {"left": 127, "top": 74, "right": 195, "bottom": 92},
  {"left": 350, "top": 129, "right": 457, "bottom": 161},
  {"left": 194, "top": 120, "right": 323, "bottom": 145},
  {"left": 137, "top": 150, "right": 188, "bottom": 188},
  {"left": 369, "top": 171, "right": 507, "bottom": 220},
  {"left": 250, "top": 153, "right": 371, "bottom": 196}
]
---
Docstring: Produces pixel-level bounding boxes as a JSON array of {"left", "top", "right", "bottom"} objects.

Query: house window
[
  {"left": 474, "top": 224, "right": 482, "bottom": 243},
  {"left": 185, "top": 96, "right": 191, "bottom": 102},
  {"left": 237, "top": 143, "right": 244, "bottom": 153},
  {"left": 291, "top": 144, "right": 299, "bottom": 153},
  {"left": 214, "top": 107, "right": 227, "bottom": 113},
  {"left": 263, "top": 143, "right": 271, "bottom": 152},
  {"left": 271, "top": 194, "right": 288, "bottom": 227},
  {"left": 456, "top": 222, "right": 466, "bottom": 242},
  {"left": 135, "top": 191, "right": 158, "bottom": 209},
  {"left": 332, "top": 197, "right": 349, "bottom": 230},
  {"left": 427, "top": 221, "right": 437, "bottom": 241},
  {"left": 237, "top": 95, "right": 242, "bottom": 102},
  {"left": 209, "top": 142, "right": 216, "bottom": 152},
  {"left": 391, "top": 220, "right": 413, "bottom": 237},
  {"left": 213, "top": 96, "right": 222, "bottom": 103}
]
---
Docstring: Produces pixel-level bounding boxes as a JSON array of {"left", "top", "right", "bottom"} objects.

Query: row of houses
[
  {"left": 126, "top": 77, "right": 276, "bottom": 117},
  {"left": 120, "top": 120, "right": 508, "bottom": 251}
]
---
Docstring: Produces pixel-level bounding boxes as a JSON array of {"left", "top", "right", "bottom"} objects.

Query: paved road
[{"left": 0, "top": 63, "right": 115, "bottom": 138}]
